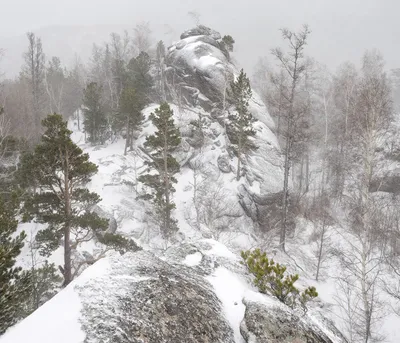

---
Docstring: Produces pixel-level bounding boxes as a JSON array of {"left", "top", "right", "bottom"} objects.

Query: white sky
[{"left": 0, "top": 0, "right": 399, "bottom": 72}]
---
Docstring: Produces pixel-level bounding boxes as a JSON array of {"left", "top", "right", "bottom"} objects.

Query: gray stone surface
[
  {"left": 78, "top": 243, "right": 236, "bottom": 343},
  {"left": 240, "top": 300, "right": 346, "bottom": 343},
  {"left": 180, "top": 25, "right": 222, "bottom": 40}
]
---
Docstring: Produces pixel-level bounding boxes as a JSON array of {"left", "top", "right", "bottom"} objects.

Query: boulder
[
  {"left": 1, "top": 240, "right": 346, "bottom": 343},
  {"left": 218, "top": 154, "right": 233, "bottom": 173},
  {"left": 79, "top": 250, "right": 235, "bottom": 343},
  {"left": 240, "top": 299, "right": 347, "bottom": 343},
  {"left": 180, "top": 25, "right": 222, "bottom": 40}
]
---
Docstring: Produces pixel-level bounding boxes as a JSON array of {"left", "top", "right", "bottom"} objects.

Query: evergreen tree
[
  {"left": 117, "top": 87, "right": 145, "bottom": 155},
  {"left": 0, "top": 196, "right": 29, "bottom": 334},
  {"left": 221, "top": 35, "right": 235, "bottom": 52},
  {"left": 19, "top": 114, "right": 108, "bottom": 286},
  {"left": 127, "top": 51, "right": 154, "bottom": 103},
  {"left": 82, "top": 82, "right": 108, "bottom": 144},
  {"left": 139, "top": 103, "right": 181, "bottom": 237},
  {"left": 227, "top": 69, "right": 257, "bottom": 180}
]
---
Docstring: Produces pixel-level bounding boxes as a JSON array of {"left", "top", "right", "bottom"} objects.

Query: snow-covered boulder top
[
  {"left": 180, "top": 25, "right": 222, "bottom": 40},
  {"left": 1, "top": 240, "right": 346, "bottom": 343}
]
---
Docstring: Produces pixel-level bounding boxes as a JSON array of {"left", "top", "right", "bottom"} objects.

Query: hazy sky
[{"left": 1, "top": 0, "right": 400, "bottom": 73}]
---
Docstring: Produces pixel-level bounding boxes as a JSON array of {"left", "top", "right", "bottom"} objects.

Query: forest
[{"left": 1, "top": 14, "right": 400, "bottom": 343}]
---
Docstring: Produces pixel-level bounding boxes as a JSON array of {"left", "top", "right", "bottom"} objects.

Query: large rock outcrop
[
  {"left": 1, "top": 240, "right": 346, "bottom": 343},
  {"left": 240, "top": 298, "right": 347, "bottom": 343},
  {"left": 163, "top": 26, "right": 283, "bottom": 232}
]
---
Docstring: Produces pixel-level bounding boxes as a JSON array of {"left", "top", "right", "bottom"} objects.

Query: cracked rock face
[
  {"left": 240, "top": 300, "right": 346, "bottom": 343},
  {"left": 78, "top": 244, "right": 236, "bottom": 343}
]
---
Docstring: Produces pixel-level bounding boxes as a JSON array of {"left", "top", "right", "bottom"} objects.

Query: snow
[
  {"left": 207, "top": 267, "right": 248, "bottom": 343},
  {"left": 183, "top": 251, "right": 202, "bottom": 266},
  {"left": 1, "top": 257, "right": 110, "bottom": 343}
]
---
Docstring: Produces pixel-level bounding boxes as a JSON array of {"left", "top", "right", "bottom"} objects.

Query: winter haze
[{"left": 1, "top": 0, "right": 400, "bottom": 77}]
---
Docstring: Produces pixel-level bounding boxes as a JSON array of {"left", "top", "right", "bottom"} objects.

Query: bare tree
[
  {"left": 308, "top": 193, "right": 334, "bottom": 281},
  {"left": 132, "top": 22, "right": 152, "bottom": 55},
  {"left": 271, "top": 24, "right": 311, "bottom": 251},
  {"left": 334, "top": 219, "right": 386, "bottom": 343},
  {"left": 188, "top": 11, "right": 201, "bottom": 26},
  {"left": 22, "top": 32, "right": 46, "bottom": 135},
  {"left": 44, "top": 56, "right": 66, "bottom": 116},
  {"left": 110, "top": 31, "right": 131, "bottom": 106},
  {"left": 329, "top": 62, "right": 358, "bottom": 197}
]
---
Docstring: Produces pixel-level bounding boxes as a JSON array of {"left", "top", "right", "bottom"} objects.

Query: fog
[{"left": 1, "top": 0, "right": 400, "bottom": 76}]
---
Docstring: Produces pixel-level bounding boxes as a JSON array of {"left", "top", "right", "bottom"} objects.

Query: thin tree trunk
[
  {"left": 164, "top": 118, "right": 170, "bottom": 236},
  {"left": 124, "top": 116, "right": 130, "bottom": 156},
  {"left": 305, "top": 153, "right": 310, "bottom": 193},
  {"left": 315, "top": 219, "right": 326, "bottom": 281},
  {"left": 63, "top": 150, "right": 72, "bottom": 286},
  {"left": 299, "top": 157, "right": 304, "bottom": 193},
  {"left": 280, "top": 68, "right": 297, "bottom": 251}
]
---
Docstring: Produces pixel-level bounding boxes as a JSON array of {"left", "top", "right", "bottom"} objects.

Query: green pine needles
[
  {"left": 139, "top": 103, "right": 181, "bottom": 238},
  {"left": 227, "top": 69, "right": 257, "bottom": 181},
  {"left": 83, "top": 82, "right": 108, "bottom": 144},
  {"left": 19, "top": 114, "right": 108, "bottom": 286},
  {"left": 0, "top": 196, "right": 29, "bottom": 334},
  {"left": 241, "top": 249, "right": 318, "bottom": 310}
]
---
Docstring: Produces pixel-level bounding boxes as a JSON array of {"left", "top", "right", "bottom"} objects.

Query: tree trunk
[
  {"left": 77, "top": 109, "right": 81, "bottom": 130},
  {"left": 236, "top": 155, "right": 241, "bottom": 181},
  {"left": 236, "top": 133, "right": 243, "bottom": 181},
  {"left": 315, "top": 219, "right": 326, "bottom": 281},
  {"left": 280, "top": 71, "right": 297, "bottom": 251},
  {"left": 124, "top": 116, "right": 130, "bottom": 156},
  {"left": 63, "top": 150, "right": 72, "bottom": 286},
  {"left": 299, "top": 157, "right": 304, "bottom": 193},
  {"left": 305, "top": 153, "right": 310, "bottom": 193},
  {"left": 164, "top": 120, "right": 170, "bottom": 236}
]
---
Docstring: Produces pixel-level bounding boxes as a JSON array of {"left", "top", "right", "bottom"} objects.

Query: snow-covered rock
[
  {"left": 164, "top": 26, "right": 283, "bottom": 232},
  {"left": 180, "top": 25, "right": 222, "bottom": 40},
  {"left": 240, "top": 297, "right": 347, "bottom": 343},
  {"left": 1, "top": 240, "right": 345, "bottom": 343}
]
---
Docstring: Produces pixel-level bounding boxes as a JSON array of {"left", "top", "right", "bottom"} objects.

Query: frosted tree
[
  {"left": 19, "top": 114, "right": 108, "bottom": 286},
  {"left": 22, "top": 32, "right": 46, "bottom": 136},
  {"left": 44, "top": 56, "right": 66, "bottom": 116},
  {"left": 117, "top": 87, "right": 144, "bottom": 155},
  {"left": 139, "top": 103, "right": 181, "bottom": 237},
  {"left": 132, "top": 22, "right": 152, "bottom": 55},
  {"left": 156, "top": 40, "right": 166, "bottom": 101},
  {"left": 83, "top": 82, "right": 108, "bottom": 144},
  {"left": 227, "top": 69, "right": 257, "bottom": 181},
  {"left": 271, "top": 24, "right": 310, "bottom": 251}
]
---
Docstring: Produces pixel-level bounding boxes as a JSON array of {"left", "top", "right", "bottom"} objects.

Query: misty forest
[{"left": 1, "top": 5, "right": 400, "bottom": 343}]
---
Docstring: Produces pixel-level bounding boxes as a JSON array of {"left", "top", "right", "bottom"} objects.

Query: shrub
[{"left": 241, "top": 249, "right": 318, "bottom": 309}]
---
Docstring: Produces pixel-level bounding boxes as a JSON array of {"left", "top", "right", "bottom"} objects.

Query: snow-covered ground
[{"left": 5, "top": 102, "right": 400, "bottom": 342}]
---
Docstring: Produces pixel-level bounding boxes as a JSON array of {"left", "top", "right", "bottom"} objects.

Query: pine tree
[
  {"left": 221, "top": 35, "right": 235, "bottom": 52},
  {"left": 227, "top": 69, "right": 257, "bottom": 181},
  {"left": 117, "top": 87, "right": 145, "bottom": 155},
  {"left": 139, "top": 103, "right": 181, "bottom": 237},
  {"left": 0, "top": 196, "right": 29, "bottom": 334},
  {"left": 19, "top": 114, "right": 108, "bottom": 286},
  {"left": 127, "top": 51, "right": 154, "bottom": 103},
  {"left": 82, "top": 82, "right": 108, "bottom": 144}
]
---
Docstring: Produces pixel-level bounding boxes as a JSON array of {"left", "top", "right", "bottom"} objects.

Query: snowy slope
[{"left": 0, "top": 240, "right": 345, "bottom": 343}]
